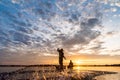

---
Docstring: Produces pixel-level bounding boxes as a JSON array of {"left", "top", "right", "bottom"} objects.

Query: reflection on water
[
  {"left": 74, "top": 66, "right": 81, "bottom": 73},
  {"left": 94, "top": 73, "right": 120, "bottom": 80},
  {"left": 73, "top": 66, "right": 120, "bottom": 80},
  {"left": 73, "top": 66, "right": 120, "bottom": 72}
]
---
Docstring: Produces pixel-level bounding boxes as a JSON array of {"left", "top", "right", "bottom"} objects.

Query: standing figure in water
[
  {"left": 68, "top": 60, "right": 73, "bottom": 69},
  {"left": 57, "top": 48, "right": 66, "bottom": 71}
]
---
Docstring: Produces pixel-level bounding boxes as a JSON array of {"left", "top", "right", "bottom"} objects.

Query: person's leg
[
  {"left": 61, "top": 59, "right": 63, "bottom": 70},
  {"left": 59, "top": 59, "right": 63, "bottom": 71},
  {"left": 59, "top": 58, "right": 61, "bottom": 70}
]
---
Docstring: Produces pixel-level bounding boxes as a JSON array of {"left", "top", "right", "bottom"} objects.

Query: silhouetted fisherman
[
  {"left": 57, "top": 48, "right": 66, "bottom": 71},
  {"left": 68, "top": 60, "right": 73, "bottom": 69}
]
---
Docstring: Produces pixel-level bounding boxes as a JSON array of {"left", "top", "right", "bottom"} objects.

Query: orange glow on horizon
[{"left": 74, "top": 60, "right": 83, "bottom": 65}]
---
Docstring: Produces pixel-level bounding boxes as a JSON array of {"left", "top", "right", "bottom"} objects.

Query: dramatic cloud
[
  {"left": 62, "top": 18, "right": 101, "bottom": 48},
  {"left": 0, "top": 0, "right": 120, "bottom": 59}
]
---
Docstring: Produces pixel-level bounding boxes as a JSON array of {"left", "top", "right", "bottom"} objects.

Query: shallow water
[
  {"left": 0, "top": 66, "right": 120, "bottom": 73},
  {"left": 0, "top": 66, "right": 120, "bottom": 80},
  {"left": 0, "top": 67, "right": 24, "bottom": 73},
  {"left": 74, "top": 66, "right": 120, "bottom": 80},
  {"left": 74, "top": 66, "right": 120, "bottom": 72},
  {"left": 94, "top": 72, "right": 120, "bottom": 80}
]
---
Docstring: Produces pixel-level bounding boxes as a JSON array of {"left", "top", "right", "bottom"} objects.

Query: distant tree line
[{"left": 0, "top": 64, "right": 120, "bottom": 67}]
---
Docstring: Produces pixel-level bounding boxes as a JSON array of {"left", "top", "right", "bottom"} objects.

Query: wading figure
[
  {"left": 68, "top": 60, "right": 73, "bottom": 69},
  {"left": 57, "top": 48, "right": 66, "bottom": 71}
]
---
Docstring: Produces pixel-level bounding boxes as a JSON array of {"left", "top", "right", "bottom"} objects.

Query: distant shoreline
[{"left": 0, "top": 64, "right": 120, "bottom": 67}]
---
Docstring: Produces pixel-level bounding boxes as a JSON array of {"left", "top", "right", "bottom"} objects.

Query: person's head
[{"left": 61, "top": 48, "right": 63, "bottom": 51}]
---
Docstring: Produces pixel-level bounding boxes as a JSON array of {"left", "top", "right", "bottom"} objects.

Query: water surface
[
  {"left": 0, "top": 66, "right": 120, "bottom": 80},
  {"left": 0, "top": 66, "right": 120, "bottom": 73},
  {"left": 74, "top": 66, "right": 120, "bottom": 72},
  {"left": 0, "top": 67, "right": 24, "bottom": 73}
]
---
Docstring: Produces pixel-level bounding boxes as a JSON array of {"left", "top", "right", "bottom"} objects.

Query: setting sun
[{"left": 75, "top": 60, "right": 83, "bottom": 65}]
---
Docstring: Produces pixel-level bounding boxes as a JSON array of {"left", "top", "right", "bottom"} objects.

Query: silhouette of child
[{"left": 68, "top": 60, "right": 73, "bottom": 69}]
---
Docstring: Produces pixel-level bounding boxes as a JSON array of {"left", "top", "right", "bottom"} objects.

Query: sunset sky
[{"left": 0, "top": 0, "right": 120, "bottom": 65}]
